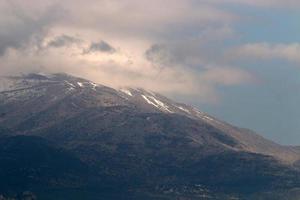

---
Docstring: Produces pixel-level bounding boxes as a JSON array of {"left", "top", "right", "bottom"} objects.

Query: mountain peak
[
  {"left": 1, "top": 72, "right": 300, "bottom": 198},
  {"left": 0, "top": 73, "right": 299, "bottom": 163}
]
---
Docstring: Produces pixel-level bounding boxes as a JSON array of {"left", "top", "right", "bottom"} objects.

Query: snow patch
[
  {"left": 65, "top": 81, "right": 75, "bottom": 88},
  {"left": 142, "top": 94, "right": 173, "bottom": 113},
  {"left": 120, "top": 89, "right": 133, "bottom": 96},
  {"left": 193, "top": 107, "right": 205, "bottom": 115},
  {"left": 192, "top": 108, "right": 218, "bottom": 123},
  {"left": 202, "top": 116, "right": 214, "bottom": 121},
  {"left": 77, "top": 82, "right": 84, "bottom": 87},
  {"left": 67, "top": 87, "right": 75, "bottom": 92},
  {"left": 90, "top": 82, "right": 97, "bottom": 91},
  {"left": 142, "top": 95, "right": 157, "bottom": 107},
  {"left": 177, "top": 106, "right": 191, "bottom": 113}
]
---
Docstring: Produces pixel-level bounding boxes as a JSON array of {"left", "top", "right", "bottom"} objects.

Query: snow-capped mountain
[
  {"left": 0, "top": 73, "right": 298, "bottom": 163},
  {"left": 0, "top": 73, "right": 300, "bottom": 199}
]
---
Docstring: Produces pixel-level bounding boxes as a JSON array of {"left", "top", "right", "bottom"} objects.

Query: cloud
[
  {"left": 145, "top": 44, "right": 174, "bottom": 68},
  {"left": 200, "top": 67, "right": 255, "bottom": 85},
  {"left": 0, "top": 1, "right": 62, "bottom": 56},
  {"left": 0, "top": 0, "right": 259, "bottom": 103},
  {"left": 230, "top": 43, "right": 300, "bottom": 64},
  {"left": 47, "top": 34, "right": 81, "bottom": 48},
  {"left": 84, "top": 41, "right": 116, "bottom": 54},
  {"left": 57, "top": 0, "right": 237, "bottom": 39},
  {"left": 144, "top": 25, "right": 236, "bottom": 68}
]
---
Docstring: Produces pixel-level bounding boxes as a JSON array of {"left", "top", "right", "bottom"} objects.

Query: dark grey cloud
[
  {"left": 0, "top": 3, "right": 63, "bottom": 56},
  {"left": 145, "top": 42, "right": 203, "bottom": 68},
  {"left": 47, "top": 35, "right": 81, "bottom": 48},
  {"left": 145, "top": 33, "right": 229, "bottom": 69},
  {"left": 84, "top": 41, "right": 116, "bottom": 54},
  {"left": 145, "top": 44, "right": 174, "bottom": 67}
]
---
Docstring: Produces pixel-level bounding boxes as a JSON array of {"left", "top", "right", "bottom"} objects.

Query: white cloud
[
  {"left": 200, "top": 67, "right": 255, "bottom": 85},
  {"left": 58, "top": 0, "right": 237, "bottom": 37},
  {"left": 231, "top": 43, "right": 300, "bottom": 64},
  {"left": 0, "top": 0, "right": 257, "bottom": 103}
]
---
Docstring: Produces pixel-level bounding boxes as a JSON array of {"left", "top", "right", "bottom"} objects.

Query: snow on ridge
[
  {"left": 192, "top": 107, "right": 223, "bottom": 125},
  {"left": 149, "top": 96, "right": 169, "bottom": 110},
  {"left": 67, "top": 81, "right": 98, "bottom": 91},
  {"left": 64, "top": 81, "right": 76, "bottom": 93},
  {"left": 193, "top": 108, "right": 205, "bottom": 115},
  {"left": 142, "top": 95, "right": 157, "bottom": 107},
  {"left": 177, "top": 106, "right": 191, "bottom": 114},
  {"left": 77, "top": 82, "right": 84, "bottom": 87},
  {"left": 202, "top": 116, "right": 214, "bottom": 121},
  {"left": 90, "top": 82, "right": 98, "bottom": 90},
  {"left": 65, "top": 81, "right": 75, "bottom": 88},
  {"left": 67, "top": 87, "right": 75, "bottom": 92},
  {"left": 120, "top": 89, "right": 133, "bottom": 96},
  {"left": 141, "top": 94, "right": 173, "bottom": 113}
]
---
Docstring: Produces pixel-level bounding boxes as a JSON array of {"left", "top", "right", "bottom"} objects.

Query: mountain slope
[
  {"left": 0, "top": 73, "right": 299, "bottom": 199},
  {"left": 0, "top": 135, "right": 88, "bottom": 194},
  {"left": 0, "top": 73, "right": 298, "bottom": 163}
]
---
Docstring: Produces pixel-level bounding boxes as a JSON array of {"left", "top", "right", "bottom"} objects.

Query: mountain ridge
[
  {"left": 0, "top": 72, "right": 298, "bottom": 163},
  {"left": 0, "top": 72, "right": 300, "bottom": 199}
]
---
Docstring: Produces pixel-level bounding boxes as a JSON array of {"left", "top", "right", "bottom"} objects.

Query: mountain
[
  {"left": 0, "top": 135, "right": 88, "bottom": 193},
  {"left": 0, "top": 73, "right": 299, "bottom": 199}
]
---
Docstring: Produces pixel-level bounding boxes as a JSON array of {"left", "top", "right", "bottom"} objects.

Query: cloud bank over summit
[{"left": 0, "top": 0, "right": 298, "bottom": 104}]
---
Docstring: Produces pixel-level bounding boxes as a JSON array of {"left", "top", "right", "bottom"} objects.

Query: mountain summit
[{"left": 0, "top": 73, "right": 300, "bottom": 199}]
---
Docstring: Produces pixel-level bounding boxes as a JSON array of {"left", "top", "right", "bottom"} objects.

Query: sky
[{"left": 0, "top": 0, "right": 299, "bottom": 145}]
